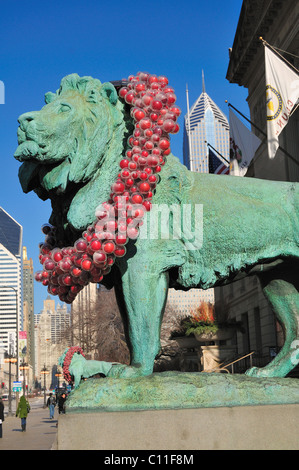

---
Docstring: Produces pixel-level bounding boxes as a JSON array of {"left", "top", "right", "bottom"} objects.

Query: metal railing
[{"left": 203, "top": 351, "right": 255, "bottom": 374}]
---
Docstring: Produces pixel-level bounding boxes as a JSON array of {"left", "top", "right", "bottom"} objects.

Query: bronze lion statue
[{"left": 15, "top": 72, "right": 299, "bottom": 380}]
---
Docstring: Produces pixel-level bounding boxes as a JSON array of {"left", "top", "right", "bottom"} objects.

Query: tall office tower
[
  {"left": 183, "top": 72, "right": 230, "bottom": 172},
  {"left": 35, "top": 297, "right": 70, "bottom": 387},
  {"left": 180, "top": 73, "right": 230, "bottom": 307},
  {"left": 71, "top": 283, "right": 100, "bottom": 358},
  {"left": 0, "top": 207, "right": 23, "bottom": 355},
  {"left": 22, "top": 247, "right": 35, "bottom": 377},
  {"left": 51, "top": 302, "right": 70, "bottom": 343}
]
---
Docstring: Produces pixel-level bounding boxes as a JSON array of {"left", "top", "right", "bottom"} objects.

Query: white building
[
  {"left": 183, "top": 72, "right": 230, "bottom": 173},
  {"left": 180, "top": 73, "right": 230, "bottom": 307},
  {"left": 167, "top": 288, "right": 214, "bottom": 318},
  {"left": 35, "top": 297, "right": 70, "bottom": 388},
  {"left": 0, "top": 207, "right": 23, "bottom": 356}
]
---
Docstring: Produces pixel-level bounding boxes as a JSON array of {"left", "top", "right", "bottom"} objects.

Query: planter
[
  {"left": 194, "top": 327, "right": 237, "bottom": 343},
  {"left": 200, "top": 345, "right": 237, "bottom": 372},
  {"left": 171, "top": 336, "right": 200, "bottom": 349}
]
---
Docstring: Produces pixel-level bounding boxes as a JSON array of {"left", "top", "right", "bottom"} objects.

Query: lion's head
[
  {"left": 14, "top": 71, "right": 182, "bottom": 303},
  {"left": 15, "top": 74, "right": 132, "bottom": 245}
]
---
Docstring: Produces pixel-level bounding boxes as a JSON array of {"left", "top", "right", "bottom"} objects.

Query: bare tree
[
  {"left": 93, "top": 289, "right": 129, "bottom": 364},
  {"left": 68, "top": 287, "right": 129, "bottom": 363}
]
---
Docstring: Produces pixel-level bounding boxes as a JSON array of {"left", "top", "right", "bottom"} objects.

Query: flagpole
[
  {"left": 205, "top": 141, "right": 230, "bottom": 165},
  {"left": 226, "top": 101, "right": 266, "bottom": 138},
  {"left": 259, "top": 37, "right": 299, "bottom": 74},
  {"left": 186, "top": 84, "right": 194, "bottom": 171},
  {"left": 226, "top": 102, "right": 299, "bottom": 167}
]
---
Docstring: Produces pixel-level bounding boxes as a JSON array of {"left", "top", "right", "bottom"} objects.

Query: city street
[{"left": 0, "top": 396, "right": 58, "bottom": 450}]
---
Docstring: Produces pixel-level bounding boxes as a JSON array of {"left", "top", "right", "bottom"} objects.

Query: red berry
[
  {"left": 120, "top": 159, "right": 129, "bottom": 169},
  {"left": 112, "top": 181, "right": 125, "bottom": 194},
  {"left": 166, "top": 92, "right": 176, "bottom": 105},
  {"left": 139, "top": 118, "right": 152, "bottom": 130},
  {"left": 44, "top": 259, "right": 55, "bottom": 271},
  {"left": 143, "top": 200, "right": 152, "bottom": 211},
  {"left": 93, "top": 251, "right": 107, "bottom": 265},
  {"left": 126, "top": 178, "right": 135, "bottom": 188},
  {"left": 90, "top": 239, "right": 102, "bottom": 251},
  {"left": 127, "top": 226, "right": 139, "bottom": 239},
  {"left": 114, "top": 246, "right": 126, "bottom": 257},
  {"left": 131, "top": 194, "right": 143, "bottom": 204},
  {"left": 151, "top": 100, "right": 163, "bottom": 111},
  {"left": 149, "top": 175, "right": 158, "bottom": 184},
  {"left": 82, "top": 259, "right": 92, "bottom": 271},
  {"left": 115, "top": 233, "right": 128, "bottom": 245},
  {"left": 135, "top": 83, "right": 146, "bottom": 93},
  {"left": 158, "top": 139, "right": 170, "bottom": 150},
  {"left": 146, "top": 155, "right": 159, "bottom": 167},
  {"left": 142, "top": 94, "right": 153, "bottom": 106},
  {"left": 133, "top": 109, "right": 146, "bottom": 121},
  {"left": 139, "top": 182, "right": 150, "bottom": 193},
  {"left": 103, "top": 241, "right": 115, "bottom": 254},
  {"left": 52, "top": 250, "right": 63, "bottom": 262},
  {"left": 125, "top": 91, "right": 135, "bottom": 104},
  {"left": 62, "top": 274, "right": 72, "bottom": 286},
  {"left": 158, "top": 76, "right": 169, "bottom": 87},
  {"left": 71, "top": 267, "right": 82, "bottom": 277},
  {"left": 119, "top": 87, "right": 128, "bottom": 98},
  {"left": 162, "top": 119, "right": 176, "bottom": 133}
]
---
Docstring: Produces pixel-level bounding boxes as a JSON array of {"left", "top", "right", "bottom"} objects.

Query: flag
[
  {"left": 208, "top": 148, "right": 229, "bottom": 175},
  {"left": 264, "top": 44, "right": 299, "bottom": 159},
  {"left": 229, "top": 108, "right": 262, "bottom": 176}
]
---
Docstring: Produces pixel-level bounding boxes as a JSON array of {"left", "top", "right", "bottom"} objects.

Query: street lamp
[
  {"left": 55, "top": 371, "right": 62, "bottom": 390},
  {"left": 3, "top": 355, "right": 17, "bottom": 416},
  {"left": 19, "top": 360, "right": 29, "bottom": 396},
  {"left": 41, "top": 364, "right": 49, "bottom": 408}
]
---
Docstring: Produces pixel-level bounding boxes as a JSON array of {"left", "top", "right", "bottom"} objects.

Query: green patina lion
[{"left": 15, "top": 73, "right": 299, "bottom": 382}]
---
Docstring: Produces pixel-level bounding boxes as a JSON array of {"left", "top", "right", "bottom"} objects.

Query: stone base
[
  {"left": 57, "top": 404, "right": 299, "bottom": 450},
  {"left": 65, "top": 371, "right": 299, "bottom": 412}
]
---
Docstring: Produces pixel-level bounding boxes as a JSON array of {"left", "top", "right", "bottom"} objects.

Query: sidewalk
[{"left": 0, "top": 399, "right": 58, "bottom": 450}]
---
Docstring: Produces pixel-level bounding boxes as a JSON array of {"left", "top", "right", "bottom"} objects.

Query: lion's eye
[{"left": 59, "top": 103, "right": 72, "bottom": 113}]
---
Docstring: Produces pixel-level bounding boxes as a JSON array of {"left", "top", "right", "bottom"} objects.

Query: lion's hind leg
[{"left": 246, "top": 263, "right": 299, "bottom": 378}]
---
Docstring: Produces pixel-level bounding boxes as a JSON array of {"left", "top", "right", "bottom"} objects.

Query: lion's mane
[{"left": 16, "top": 74, "right": 132, "bottom": 245}]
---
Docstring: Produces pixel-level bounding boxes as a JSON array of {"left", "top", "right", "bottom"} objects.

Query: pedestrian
[
  {"left": 0, "top": 397, "right": 4, "bottom": 438},
  {"left": 16, "top": 395, "right": 30, "bottom": 432},
  {"left": 47, "top": 392, "right": 56, "bottom": 419},
  {"left": 58, "top": 393, "right": 66, "bottom": 414}
]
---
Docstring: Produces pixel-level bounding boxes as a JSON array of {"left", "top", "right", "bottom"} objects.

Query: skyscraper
[
  {"left": 23, "top": 246, "right": 35, "bottom": 378},
  {"left": 0, "top": 207, "right": 23, "bottom": 355},
  {"left": 183, "top": 72, "right": 230, "bottom": 172},
  {"left": 180, "top": 73, "right": 230, "bottom": 307},
  {"left": 35, "top": 297, "right": 70, "bottom": 387}
]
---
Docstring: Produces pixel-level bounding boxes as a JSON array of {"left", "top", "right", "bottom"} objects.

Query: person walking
[
  {"left": 47, "top": 393, "right": 56, "bottom": 419},
  {"left": 16, "top": 395, "right": 30, "bottom": 432},
  {"left": 58, "top": 393, "right": 66, "bottom": 414},
  {"left": 0, "top": 397, "right": 4, "bottom": 438}
]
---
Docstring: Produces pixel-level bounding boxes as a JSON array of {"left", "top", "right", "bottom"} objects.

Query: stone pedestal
[
  {"left": 56, "top": 372, "right": 299, "bottom": 450},
  {"left": 200, "top": 345, "right": 236, "bottom": 371},
  {"left": 57, "top": 404, "right": 299, "bottom": 450}
]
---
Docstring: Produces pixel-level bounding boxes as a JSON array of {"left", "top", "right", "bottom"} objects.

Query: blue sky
[{"left": 0, "top": 0, "right": 248, "bottom": 313}]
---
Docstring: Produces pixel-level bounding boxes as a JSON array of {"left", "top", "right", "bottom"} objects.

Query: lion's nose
[{"left": 18, "top": 111, "right": 38, "bottom": 128}]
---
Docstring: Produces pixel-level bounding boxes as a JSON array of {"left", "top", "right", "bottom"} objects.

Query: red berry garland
[
  {"left": 62, "top": 346, "right": 85, "bottom": 383},
  {"left": 35, "top": 72, "right": 181, "bottom": 304}
]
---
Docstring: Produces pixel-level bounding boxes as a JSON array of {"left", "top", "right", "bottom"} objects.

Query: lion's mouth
[
  {"left": 14, "top": 140, "right": 40, "bottom": 161},
  {"left": 18, "top": 160, "right": 41, "bottom": 193}
]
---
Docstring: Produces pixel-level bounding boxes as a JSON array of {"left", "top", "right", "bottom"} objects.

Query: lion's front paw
[
  {"left": 107, "top": 364, "right": 150, "bottom": 378},
  {"left": 245, "top": 366, "right": 259, "bottom": 377},
  {"left": 245, "top": 366, "right": 276, "bottom": 378}
]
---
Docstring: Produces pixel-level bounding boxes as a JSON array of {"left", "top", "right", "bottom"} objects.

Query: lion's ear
[
  {"left": 45, "top": 92, "right": 56, "bottom": 104},
  {"left": 100, "top": 82, "right": 118, "bottom": 106}
]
